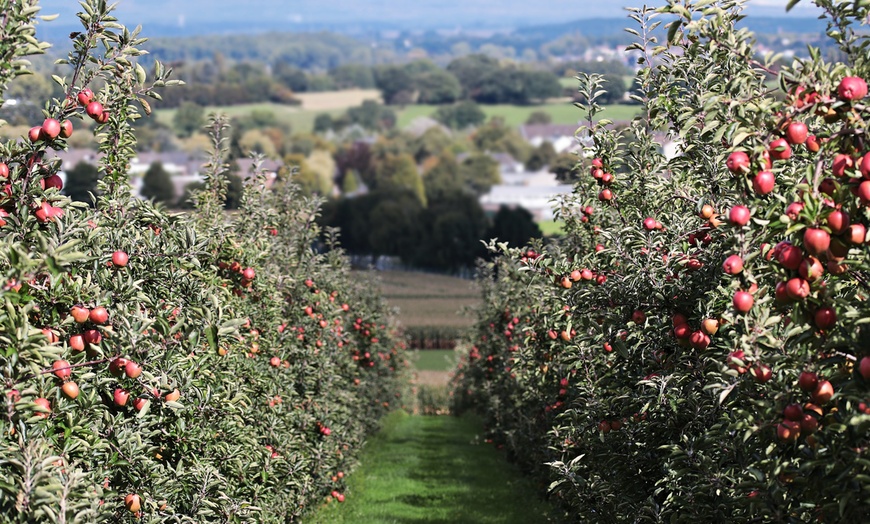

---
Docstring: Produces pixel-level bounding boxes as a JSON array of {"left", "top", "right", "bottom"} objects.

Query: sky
[{"left": 35, "top": 0, "right": 824, "bottom": 33}]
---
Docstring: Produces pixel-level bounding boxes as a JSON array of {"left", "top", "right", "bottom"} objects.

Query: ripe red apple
[
  {"left": 722, "top": 254, "right": 743, "bottom": 275},
  {"left": 592, "top": 158, "right": 603, "bottom": 168},
  {"left": 826, "top": 210, "right": 850, "bottom": 235},
  {"left": 777, "top": 420, "right": 800, "bottom": 443},
  {"left": 598, "top": 188, "right": 612, "bottom": 201},
  {"left": 803, "top": 228, "right": 830, "bottom": 256},
  {"left": 0, "top": 163, "right": 7, "bottom": 178},
  {"left": 726, "top": 151, "right": 750, "bottom": 173},
  {"left": 43, "top": 174, "right": 63, "bottom": 191},
  {"left": 108, "top": 357, "right": 127, "bottom": 377},
  {"left": 165, "top": 389, "right": 181, "bottom": 402},
  {"left": 242, "top": 267, "right": 256, "bottom": 280},
  {"left": 837, "top": 76, "right": 868, "bottom": 101},
  {"left": 798, "top": 256, "right": 824, "bottom": 282},
  {"left": 113, "top": 388, "right": 130, "bottom": 407},
  {"left": 847, "top": 223, "right": 866, "bottom": 244},
  {"left": 733, "top": 291, "right": 754, "bottom": 313},
  {"left": 700, "top": 318, "right": 719, "bottom": 336},
  {"left": 69, "top": 334, "right": 86, "bottom": 352},
  {"left": 77, "top": 88, "right": 94, "bottom": 106},
  {"left": 812, "top": 380, "right": 834, "bottom": 404},
  {"left": 798, "top": 371, "right": 818, "bottom": 392},
  {"left": 857, "top": 181, "right": 870, "bottom": 204},
  {"left": 124, "top": 360, "right": 142, "bottom": 379},
  {"left": 673, "top": 323, "right": 691, "bottom": 339},
  {"left": 61, "top": 381, "right": 79, "bottom": 399},
  {"left": 768, "top": 138, "right": 792, "bottom": 161},
  {"left": 751, "top": 363, "right": 772, "bottom": 383},
  {"left": 83, "top": 329, "right": 101, "bottom": 345},
  {"left": 34, "top": 397, "right": 51, "bottom": 417},
  {"left": 28, "top": 126, "right": 43, "bottom": 143},
  {"left": 800, "top": 413, "right": 818, "bottom": 434},
  {"left": 858, "top": 356, "right": 870, "bottom": 380},
  {"left": 52, "top": 360, "right": 72, "bottom": 379},
  {"left": 85, "top": 101, "right": 103, "bottom": 120},
  {"left": 806, "top": 135, "right": 821, "bottom": 152},
  {"left": 631, "top": 310, "right": 646, "bottom": 324},
  {"left": 59, "top": 120, "right": 73, "bottom": 139},
  {"left": 689, "top": 330, "right": 710, "bottom": 350},
  {"left": 728, "top": 205, "right": 750, "bottom": 226},
  {"left": 642, "top": 217, "right": 657, "bottom": 231},
  {"left": 785, "top": 277, "right": 810, "bottom": 300},
  {"left": 125, "top": 494, "right": 141, "bottom": 513},
  {"left": 777, "top": 244, "right": 803, "bottom": 270},
  {"left": 89, "top": 306, "right": 109, "bottom": 325},
  {"left": 752, "top": 171, "right": 775, "bottom": 195},
  {"left": 833, "top": 154, "right": 854, "bottom": 177},
  {"left": 727, "top": 350, "right": 746, "bottom": 373},
  {"left": 672, "top": 313, "right": 688, "bottom": 326},
  {"left": 270, "top": 356, "right": 281, "bottom": 367},
  {"left": 783, "top": 403, "right": 803, "bottom": 421},
  {"left": 112, "top": 250, "right": 129, "bottom": 267},
  {"left": 861, "top": 152, "right": 870, "bottom": 179},
  {"left": 814, "top": 306, "right": 837, "bottom": 330},
  {"left": 132, "top": 397, "right": 147, "bottom": 411},
  {"left": 41, "top": 119, "right": 61, "bottom": 140},
  {"left": 785, "top": 121, "right": 808, "bottom": 145}
]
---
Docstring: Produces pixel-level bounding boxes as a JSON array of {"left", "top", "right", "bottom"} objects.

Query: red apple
[
  {"left": 642, "top": 217, "right": 657, "bottom": 231},
  {"left": 59, "top": 120, "right": 73, "bottom": 139},
  {"left": 124, "top": 360, "right": 142, "bottom": 379},
  {"left": 812, "top": 380, "right": 834, "bottom": 404},
  {"left": 28, "top": 126, "right": 43, "bottom": 143},
  {"left": 89, "top": 306, "right": 109, "bottom": 325},
  {"left": 798, "top": 371, "right": 818, "bottom": 392},
  {"left": 784, "top": 403, "right": 803, "bottom": 421},
  {"left": 722, "top": 254, "right": 743, "bottom": 275},
  {"left": 857, "top": 181, "right": 870, "bottom": 204},
  {"left": 270, "top": 356, "right": 281, "bottom": 367},
  {"left": 837, "top": 76, "right": 868, "bottom": 101},
  {"left": 689, "top": 330, "right": 710, "bottom": 350},
  {"left": 768, "top": 138, "right": 792, "bottom": 161},
  {"left": 85, "top": 101, "right": 103, "bottom": 120},
  {"left": 112, "top": 250, "right": 129, "bottom": 267},
  {"left": 42, "top": 119, "right": 61, "bottom": 140},
  {"left": 733, "top": 291, "right": 754, "bottom": 313},
  {"left": 61, "top": 381, "right": 79, "bottom": 399},
  {"left": 832, "top": 154, "right": 854, "bottom": 177},
  {"left": 673, "top": 323, "right": 691, "bottom": 339},
  {"left": 777, "top": 243, "right": 803, "bottom": 270},
  {"left": 799, "top": 256, "right": 824, "bottom": 282},
  {"left": 800, "top": 413, "right": 818, "bottom": 434},
  {"left": 847, "top": 223, "right": 866, "bottom": 244},
  {"left": 785, "top": 121, "right": 808, "bottom": 145},
  {"left": 806, "top": 135, "right": 820, "bottom": 152},
  {"left": 242, "top": 267, "right": 256, "bottom": 280},
  {"left": 43, "top": 174, "right": 63, "bottom": 191},
  {"left": 777, "top": 420, "right": 800, "bottom": 443},
  {"left": 69, "top": 334, "right": 86, "bottom": 352},
  {"left": 132, "top": 398, "right": 147, "bottom": 411},
  {"left": 77, "top": 88, "right": 94, "bottom": 106},
  {"left": 861, "top": 152, "right": 870, "bottom": 179},
  {"left": 729, "top": 205, "right": 751, "bottom": 226},
  {"left": 751, "top": 363, "right": 772, "bottom": 383},
  {"left": 726, "top": 151, "right": 750, "bottom": 173},
  {"left": 785, "top": 277, "right": 810, "bottom": 300},
  {"left": 34, "top": 397, "right": 51, "bottom": 417},
  {"left": 752, "top": 171, "right": 775, "bottom": 195},
  {"left": 803, "top": 228, "right": 830, "bottom": 256},
  {"left": 113, "top": 388, "right": 130, "bottom": 407},
  {"left": 814, "top": 306, "right": 837, "bottom": 330},
  {"left": 52, "top": 360, "right": 72, "bottom": 380},
  {"left": 826, "top": 210, "right": 850, "bottom": 234},
  {"left": 83, "top": 329, "right": 101, "bottom": 345},
  {"left": 0, "top": 163, "right": 7, "bottom": 179},
  {"left": 124, "top": 494, "right": 141, "bottom": 513},
  {"left": 859, "top": 356, "right": 870, "bottom": 380},
  {"left": 109, "top": 357, "right": 128, "bottom": 377},
  {"left": 598, "top": 188, "right": 612, "bottom": 201}
]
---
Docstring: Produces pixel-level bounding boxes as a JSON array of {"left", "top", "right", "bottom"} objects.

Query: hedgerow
[
  {"left": 454, "top": 1, "right": 870, "bottom": 521},
  {"left": 0, "top": 2, "right": 405, "bottom": 522}
]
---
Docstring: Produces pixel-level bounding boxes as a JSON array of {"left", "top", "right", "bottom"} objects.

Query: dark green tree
[
  {"left": 313, "top": 113, "right": 334, "bottom": 133},
  {"left": 63, "top": 161, "right": 100, "bottom": 205},
  {"left": 140, "top": 162, "right": 175, "bottom": 204},
  {"left": 433, "top": 100, "right": 485, "bottom": 129},
  {"left": 273, "top": 61, "right": 308, "bottom": 92},
  {"left": 416, "top": 69, "right": 461, "bottom": 104},
  {"left": 487, "top": 205, "right": 543, "bottom": 248},
  {"left": 525, "top": 141, "right": 557, "bottom": 172},
  {"left": 459, "top": 153, "right": 500, "bottom": 196},
  {"left": 172, "top": 101, "right": 205, "bottom": 137},
  {"left": 525, "top": 110, "right": 553, "bottom": 125}
]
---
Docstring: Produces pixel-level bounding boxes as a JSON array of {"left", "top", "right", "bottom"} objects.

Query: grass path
[{"left": 305, "top": 412, "right": 556, "bottom": 524}]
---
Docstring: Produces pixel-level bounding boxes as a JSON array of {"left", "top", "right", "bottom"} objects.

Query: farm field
[
  {"left": 362, "top": 270, "right": 479, "bottom": 329},
  {"left": 538, "top": 219, "right": 566, "bottom": 237},
  {"left": 396, "top": 101, "right": 641, "bottom": 128},
  {"left": 304, "top": 411, "right": 556, "bottom": 524},
  {"left": 410, "top": 349, "right": 457, "bottom": 372}
]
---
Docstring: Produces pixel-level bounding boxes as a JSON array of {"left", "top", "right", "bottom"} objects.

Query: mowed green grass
[
  {"left": 154, "top": 103, "right": 345, "bottom": 134},
  {"left": 410, "top": 349, "right": 457, "bottom": 372},
  {"left": 304, "top": 411, "right": 556, "bottom": 524},
  {"left": 538, "top": 219, "right": 566, "bottom": 237}
]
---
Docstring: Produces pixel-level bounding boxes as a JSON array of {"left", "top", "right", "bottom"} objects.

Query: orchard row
[
  {"left": 454, "top": 2, "right": 870, "bottom": 522},
  {"left": 0, "top": 3, "right": 405, "bottom": 523}
]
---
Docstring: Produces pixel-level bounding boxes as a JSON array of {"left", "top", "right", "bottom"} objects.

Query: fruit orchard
[
  {"left": 0, "top": 2, "right": 405, "bottom": 522},
  {"left": 454, "top": 1, "right": 870, "bottom": 521}
]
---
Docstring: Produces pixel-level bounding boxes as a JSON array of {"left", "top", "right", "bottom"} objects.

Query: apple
[
  {"left": 700, "top": 318, "right": 719, "bottom": 336},
  {"left": 751, "top": 363, "right": 772, "bottom": 383},
  {"left": 832, "top": 154, "right": 854, "bottom": 177},
  {"left": 242, "top": 267, "right": 256, "bottom": 280},
  {"left": 860, "top": 152, "right": 870, "bottom": 179},
  {"left": 837, "top": 76, "right": 868, "bottom": 100},
  {"left": 726, "top": 151, "right": 750, "bottom": 173},
  {"left": 785, "top": 121, "right": 808, "bottom": 145},
  {"left": 812, "top": 380, "right": 834, "bottom": 404},
  {"left": 826, "top": 210, "right": 850, "bottom": 234},
  {"left": 806, "top": 135, "right": 821, "bottom": 152},
  {"left": 132, "top": 397, "right": 147, "bottom": 411},
  {"left": 733, "top": 291, "right": 754, "bottom": 313},
  {"left": 270, "top": 356, "right": 281, "bottom": 367},
  {"left": 598, "top": 188, "right": 613, "bottom": 201},
  {"left": 631, "top": 310, "right": 646, "bottom": 324},
  {"left": 85, "top": 101, "right": 103, "bottom": 120},
  {"left": 52, "top": 360, "right": 72, "bottom": 380},
  {"left": 59, "top": 120, "right": 73, "bottom": 139},
  {"left": 689, "top": 330, "right": 710, "bottom": 350},
  {"left": 109, "top": 357, "right": 127, "bottom": 376},
  {"left": 125, "top": 494, "right": 141, "bottom": 513},
  {"left": 728, "top": 205, "right": 751, "bottom": 226},
  {"left": 0, "top": 163, "right": 7, "bottom": 178},
  {"left": 111, "top": 250, "right": 129, "bottom": 267},
  {"left": 803, "top": 228, "right": 830, "bottom": 256},
  {"left": 642, "top": 217, "right": 657, "bottom": 231},
  {"left": 113, "top": 388, "right": 130, "bottom": 407},
  {"left": 800, "top": 413, "right": 818, "bottom": 434},
  {"left": 673, "top": 323, "right": 691, "bottom": 339},
  {"left": 43, "top": 174, "right": 63, "bottom": 191},
  {"left": 89, "top": 306, "right": 109, "bottom": 325},
  {"left": 672, "top": 313, "right": 688, "bottom": 326},
  {"left": 727, "top": 350, "right": 746, "bottom": 373},
  {"left": 785, "top": 277, "right": 810, "bottom": 300},
  {"left": 34, "top": 397, "right": 51, "bottom": 417},
  {"left": 69, "top": 334, "right": 86, "bottom": 351},
  {"left": 814, "top": 307, "right": 837, "bottom": 330},
  {"left": 61, "top": 381, "right": 79, "bottom": 399},
  {"left": 28, "top": 126, "right": 43, "bottom": 143},
  {"left": 165, "top": 389, "right": 181, "bottom": 402},
  {"left": 42, "top": 119, "right": 61, "bottom": 140},
  {"left": 847, "top": 223, "right": 866, "bottom": 244},
  {"left": 777, "top": 420, "right": 800, "bottom": 443},
  {"left": 722, "top": 255, "right": 743, "bottom": 275},
  {"left": 783, "top": 403, "right": 803, "bottom": 421},
  {"left": 858, "top": 356, "right": 870, "bottom": 380},
  {"left": 798, "top": 256, "right": 824, "bottom": 282},
  {"left": 768, "top": 138, "right": 792, "bottom": 161},
  {"left": 752, "top": 171, "right": 775, "bottom": 195},
  {"left": 777, "top": 243, "right": 803, "bottom": 270},
  {"left": 857, "top": 181, "right": 870, "bottom": 204},
  {"left": 124, "top": 360, "right": 142, "bottom": 379},
  {"left": 77, "top": 88, "right": 94, "bottom": 106}
]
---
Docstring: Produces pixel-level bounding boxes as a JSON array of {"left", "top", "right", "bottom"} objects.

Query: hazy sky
[{"left": 36, "top": 0, "right": 823, "bottom": 30}]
